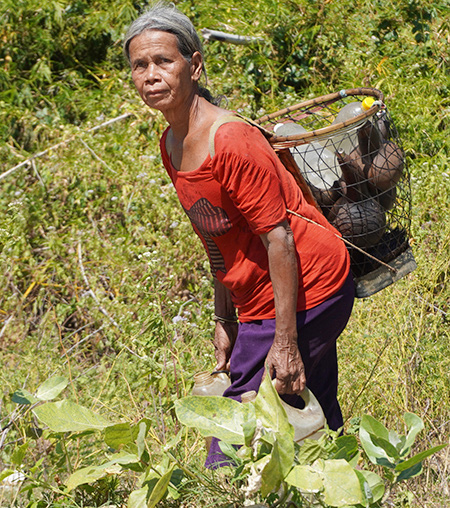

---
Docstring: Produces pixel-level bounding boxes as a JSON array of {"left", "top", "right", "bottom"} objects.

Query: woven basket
[{"left": 255, "top": 87, "right": 416, "bottom": 297}]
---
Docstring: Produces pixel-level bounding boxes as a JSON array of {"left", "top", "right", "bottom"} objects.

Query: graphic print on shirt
[{"left": 184, "top": 198, "right": 231, "bottom": 274}]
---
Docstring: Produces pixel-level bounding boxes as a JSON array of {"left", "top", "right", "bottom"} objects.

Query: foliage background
[{"left": 0, "top": 0, "right": 449, "bottom": 506}]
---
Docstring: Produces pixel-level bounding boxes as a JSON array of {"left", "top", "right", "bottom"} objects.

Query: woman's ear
[{"left": 190, "top": 51, "right": 203, "bottom": 82}]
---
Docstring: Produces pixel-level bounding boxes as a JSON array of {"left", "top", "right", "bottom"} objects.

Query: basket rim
[{"left": 256, "top": 87, "right": 385, "bottom": 149}]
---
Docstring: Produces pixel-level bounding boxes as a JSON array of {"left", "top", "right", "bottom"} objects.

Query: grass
[{"left": 1, "top": 0, "right": 449, "bottom": 505}]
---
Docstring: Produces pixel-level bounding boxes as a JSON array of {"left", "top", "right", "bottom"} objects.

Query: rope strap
[{"left": 286, "top": 209, "right": 398, "bottom": 275}]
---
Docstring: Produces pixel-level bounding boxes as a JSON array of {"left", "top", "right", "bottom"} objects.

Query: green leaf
[
  {"left": 370, "top": 435, "right": 401, "bottom": 461},
  {"left": 360, "top": 415, "right": 390, "bottom": 441},
  {"left": 35, "top": 376, "right": 68, "bottom": 401},
  {"left": 218, "top": 441, "right": 240, "bottom": 463},
  {"left": 104, "top": 423, "right": 134, "bottom": 449},
  {"left": 402, "top": 413, "right": 424, "bottom": 455},
  {"left": 147, "top": 465, "right": 175, "bottom": 508},
  {"left": 66, "top": 453, "right": 139, "bottom": 491},
  {"left": 33, "top": 400, "right": 112, "bottom": 432},
  {"left": 136, "top": 420, "right": 147, "bottom": 459},
  {"left": 395, "top": 444, "right": 447, "bottom": 473},
  {"left": 11, "top": 442, "right": 29, "bottom": 466},
  {"left": 318, "top": 459, "right": 363, "bottom": 507},
  {"left": 396, "top": 461, "right": 423, "bottom": 482},
  {"left": 260, "top": 437, "right": 288, "bottom": 496},
  {"left": 0, "top": 469, "right": 16, "bottom": 482},
  {"left": 174, "top": 396, "right": 249, "bottom": 444},
  {"left": 332, "top": 435, "right": 359, "bottom": 462},
  {"left": 285, "top": 464, "right": 323, "bottom": 493},
  {"left": 354, "top": 469, "right": 385, "bottom": 504},
  {"left": 287, "top": 459, "right": 363, "bottom": 506},
  {"left": 11, "top": 389, "right": 38, "bottom": 405},
  {"left": 128, "top": 486, "right": 148, "bottom": 508},
  {"left": 242, "top": 418, "right": 258, "bottom": 447},
  {"left": 66, "top": 464, "right": 120, "bottom": 491},
  {"left": 359, "top": 418, "right": 395, "bottom": 468},
  {"left": 253, "top": 373, "right": 294, "bottom": 438},
  {"left": 296, "top": 438, "right": 328, "bottom": 465}
]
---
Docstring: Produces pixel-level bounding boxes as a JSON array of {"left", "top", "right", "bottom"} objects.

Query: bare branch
[
  {"left": 0, "top": 112, "right": 134, "bottom": 182},
  {"left": 77, "top": 241, "right": 123, "bottom": 332}
]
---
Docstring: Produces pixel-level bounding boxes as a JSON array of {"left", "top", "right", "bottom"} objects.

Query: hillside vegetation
[{"left": 0, "top": 0, "right": 449, "bottom": 506}]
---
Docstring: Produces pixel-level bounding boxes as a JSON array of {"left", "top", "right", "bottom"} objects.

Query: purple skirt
[{"left": 205, "top": 272, "right": 355, "bottom": 468}]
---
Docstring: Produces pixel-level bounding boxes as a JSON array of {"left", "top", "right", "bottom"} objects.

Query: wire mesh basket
[{"left": 255, "top": 87, "right": 416, "bottom": 297}]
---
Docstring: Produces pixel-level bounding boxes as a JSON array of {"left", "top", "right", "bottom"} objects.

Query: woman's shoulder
[{"left": 213, "top": 118, "right": 272, "bottom": 160}]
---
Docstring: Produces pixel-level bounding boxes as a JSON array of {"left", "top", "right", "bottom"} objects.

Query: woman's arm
[
  {"left": 213, "top": 278, "right": 238, "bottom": 371},
  {"left": 260, "top": 220, "right": 306, "bottom": 394}
]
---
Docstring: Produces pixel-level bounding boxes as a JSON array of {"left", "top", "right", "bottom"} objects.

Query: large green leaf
[
  {"left": 402, "top": 413, "right": 424, "bottom": 455},
  {"left": 260, "top": 438, "right": 286, "bottom": 496},
  {"left": 354, "top": 469, "right": 385, "bottom": 505},
  {"left": 35, "top": 376, "right": 68, "bottom": 401},
  {"left": 66, "top": 452, "right": 140, "bottom": 491},
  {"left": 174, "top": 396, "right": 248, "bottom": 444},
  {"left": 66, "top": 464, "right": 120, "bottom": 491},
  {"left": 359, "top": 417, "right": 395, "bottom": 468},
  {"left": 253, "top": 374, "right": 294, "bottom": 439},
  {"left": 104, "top": 423, "right": 135, "bottom": 449},
  {"left": 128, "top": 487, "right": 148, "bottom": 508},
  {"left": 287, "top": 459, "right": 363, "bottom": 506},
  {"left": 147, "top": 466, "right": 175, "bottom": 508},
  {"left": 296, "top": 438, "right": 328, "bottom": 465},
  {"left": 360, "top": 415, "right": 390, "bottom": 441},
  {"left": 318, "top": 459, "right": 363, "bottom": 507},
  {"left": 395, "top": 444, "right": 447, "bottom": 473},
  {"left": 33, "top": 400, "right": 112, "bottom": 432},
  {"left": 285, "top": 464, "right": 323, "bottom": 493}
]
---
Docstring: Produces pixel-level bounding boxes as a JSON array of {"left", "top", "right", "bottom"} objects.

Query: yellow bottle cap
[{"left": 362, "top": 96, "right": 375, "bottom": 110}]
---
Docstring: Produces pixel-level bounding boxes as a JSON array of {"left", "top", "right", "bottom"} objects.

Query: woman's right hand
[{"left": 213, "top": 321, "right": 238, "bottom": 371}]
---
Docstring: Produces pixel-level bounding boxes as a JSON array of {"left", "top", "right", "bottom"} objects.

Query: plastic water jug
[
  {"left": 274, "top": 122, "right": 340, "bottom": 190},
  {"left": 191, "top": 371, "right": 231, "bottom": 451},
  {"left": 191, "top": 370, "right": 231, "bottom": 397},
  {"left": 331, "top": 96, "right": 375, "bottom": 155},
  {"left": 241, "top": 386, "right": 326, "bottom": 444}
]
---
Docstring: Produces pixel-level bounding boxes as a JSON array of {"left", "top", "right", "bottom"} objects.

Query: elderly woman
[{"left": 124, "top": 2, "right": 354, "bottom": 467}]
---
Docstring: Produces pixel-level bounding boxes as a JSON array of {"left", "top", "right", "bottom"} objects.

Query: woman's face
[{"left": 129, "top": 30, "right": 202, "bottom": 116}]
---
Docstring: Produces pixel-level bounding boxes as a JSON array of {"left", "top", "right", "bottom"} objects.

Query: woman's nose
[{"left": 144, "top": 63, "right": 159, "bottom": 83}]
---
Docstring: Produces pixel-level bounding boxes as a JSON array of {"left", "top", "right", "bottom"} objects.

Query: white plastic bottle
[
  {"left": 191, "top": 371, "right": 231, "bottom": 451},
  {"left": 191, "top": 370, "right": 231, "bottom": 397},
  {"left": 241, "top": 386, "right": 326, "bottom": 444},
  {"left": 331, "top": 96, "right": 375, "bottom": 155},
  {"left": 274, "top": 122, "right": 340, "bottom": 190}
]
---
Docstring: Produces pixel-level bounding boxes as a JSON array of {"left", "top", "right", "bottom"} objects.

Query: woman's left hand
[{"left": 265, "top": 335, "right": 306, "bottom": 394}]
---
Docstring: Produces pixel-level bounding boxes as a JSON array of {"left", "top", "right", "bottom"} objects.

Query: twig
[
  {"left": 0, "top": 112, "right": 134, "bottom": 182},
  {"left": 78, "top": 138, "right": 117, "bottom": 174},
  {"left": 345, "top": 334, "right": 392, "bottom": 421},
  {"left": 0, "top": 315, "right": 13, "bottom": 340},
  {"left": 31, "top": 160, "right": 46, "bottom": 188},
  {"left": 413, "top": 293, "right": 447, "bottom": 317},
  {"left": 201, "top": 28, "right": 264, "bottom": 45},
  {"left": 62, "top": 325, "right": 105, "bottom": 357},
  {"left": 77, "top": 241, "right": 123, "bottom": 332}
]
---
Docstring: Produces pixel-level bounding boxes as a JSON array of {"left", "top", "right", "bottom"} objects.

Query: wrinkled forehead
[{"left": 128, "top": 28, "right": 189, "bottom": 61}]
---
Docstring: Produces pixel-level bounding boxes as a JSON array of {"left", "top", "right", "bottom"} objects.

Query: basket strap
[
  {"left": 208, "top": 113, "right": 249, "bottom": 157},
  {"left": 208, "top": 113, "right": 320, "bottom": 209}
]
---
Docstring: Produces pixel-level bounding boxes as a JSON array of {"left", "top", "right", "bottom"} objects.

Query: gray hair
[{"left": 124, "top": 2, "right": 219, "bottom": 103}]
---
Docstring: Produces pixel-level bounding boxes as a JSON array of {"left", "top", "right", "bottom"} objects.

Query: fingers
[
  {"left": 214, "top": 347, "right": 227, "bottom": 371},
  {"left": 265, "top": 346, "right": 306, "bottom": 395}
]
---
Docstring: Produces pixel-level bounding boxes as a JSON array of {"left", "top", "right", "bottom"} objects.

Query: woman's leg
[{"left": 205, "top": 272, "right": 354, "bottom": 468}]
